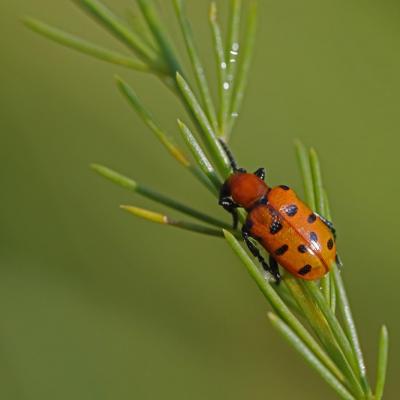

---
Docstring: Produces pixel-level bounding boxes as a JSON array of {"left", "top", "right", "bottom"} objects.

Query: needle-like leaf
[
  {"left": 219, "top": 0, "right": 241, "bottom": 138},
  {"left": 295, "top": 140, "right": 316, "bottom": 210},
  {"left": 177, "top": 119, "right": 222, "bottom": 190},
  {"left": 227, "top": 1, "right": 257, "bottom": 139},
  {"left": 223, "top": 230, "right": 346, "bottom": 387},
  {"left": 332, "top": 266, "right": 370, "bottom": 394},
  {"left": 73, "top": 0, "right": 161, "bottom": 66},
  {"left": 24, "top": 18, "right": 150, "bottom": 72},
  {"left": 176, "top": 73, "right": 231, "bottom": 177},
  {"left": 116, "top": 76, "right": 189, "bottom": 166},
  {"left": 120, "top": 205, "right": 228, "bottom": 237},
  {"left": 136, "top": 0, "right": 181, "bottom": 76},
  {"left": 268, "top": 313, "right": 355, "bottom": 400},
  {"left": 173, "top": 0, "right": 218, "bottom": 132},
  {"left": 116, "top": 76, "right": 217, "bottom": 193},
  {"left": 375, "top": 325, "right": 389, "bottom": 400},
  {"left": 309, "top": 147, "right": 332, "bottom": 307},
  {"left": 92, "top": 164, "right": 230, "bottom": 229},
  {"left": 209, "top": 2, "right": 227, "bottom": 137},
  {"left": 285, "top": 277, "right": 365, "bottom": 399}
]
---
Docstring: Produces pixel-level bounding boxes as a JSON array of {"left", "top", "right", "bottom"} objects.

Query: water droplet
[
  {"left": 232, "top": 42, "right": 239, "bottom": 51},
  {"left": 223, "top": 82, "right": 230, "bottom": 90},
  {"left": 231, "top": 112, "right": 239, "bottom": 118},
  {"left": 220, "top": 62, "right": 227, "bottom": 70},
  {"left": 230, "top": 58, "right": 236, "bottom": 63}
]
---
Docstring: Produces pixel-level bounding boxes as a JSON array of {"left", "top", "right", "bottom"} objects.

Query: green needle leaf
[
  {"left": 301, "top": 282, "right": 360, "bottom": 377},
  {"left": 209, "top": 2, "right": 227, "bottom": 137},
  {"left": 136, "top": 0, "right": 181, "bottom": 76},
  {"left": 268, "top": 313, "right": 355, "bottom": 400},
  {"left": 174, "top": 0, "right": 218, "bottom": 132},
  {"left": 309, "top": 147, "right": 327, "bottom": 217},
  {"left": 120, "top": 205, "right": 227, "bottom": 237},
  {"left": 223, "top": 230, "right": 346, "bottom": 386},
  {"left": 116, "top": 76, "right": 216, "bottom": 193},
  {"left": 332, "top": 266, "right": 370, "bottom": 393},
  {"left": 116, "top": 76, "right": 189, "bottom": 167},
  {"left": 295, "top": 140, "right": 316, "bottom": 210},
  {"left": 375, "top": 325, "right": 389, "bottom": 400},
  {"left": 24, "top": 18, "right": 150, "bottom": 72},
  {"left": 324, "top": 191, "right": 337, "bottom": 313},
  {"left": 309, "top": 147, "right": 331, "bottom": 307},
  {"left": 177, "top": 119, "right": 222, "bottom": 190},
  {"left": 92, "top": 164, "right": 231, "bottom": 229},
  {"left": 285, "top": 277, "right": 364, "bottom": 399},
  {"left": 73, "top": 0, "right": 160, "bottom": 66},
  {"left": 176, "top": 73, "right": 231, "bottom": 177},
  {"left": 220, "top": 0, "right": 241, "bottom": 138},
  {"left": 227, "top": 1, "right": 257, "bottom": 139}
]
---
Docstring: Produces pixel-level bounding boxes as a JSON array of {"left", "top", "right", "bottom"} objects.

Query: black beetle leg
[
  {"left": 219, "top": 197, "right": 239, "bottom": 229},
  {"left": 268, "top": 255, "right": 281, "bottom": 284},
  {"left": 254, "top": 167, "right": 266, "bottom": 180},
  {"left": 242, "top": 225, "right": 280, "bottom": 284}
]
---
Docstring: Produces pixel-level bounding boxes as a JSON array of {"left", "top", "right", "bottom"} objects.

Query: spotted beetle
[{"left": 218, "top": 140, "right": 340, "bottom": 283}]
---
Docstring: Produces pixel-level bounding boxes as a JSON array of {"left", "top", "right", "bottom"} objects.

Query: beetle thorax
[{"left": 228, "top": 172, "right": 269, "bottom": 210}]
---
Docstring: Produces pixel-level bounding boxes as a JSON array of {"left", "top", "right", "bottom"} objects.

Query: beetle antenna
[{"left": 219, "top": 139, "right": 239, "bottom": 172}]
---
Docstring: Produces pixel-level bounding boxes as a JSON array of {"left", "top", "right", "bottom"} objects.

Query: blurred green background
[{"left": 1, "top": 0, "right": 399, "bottom": 399}]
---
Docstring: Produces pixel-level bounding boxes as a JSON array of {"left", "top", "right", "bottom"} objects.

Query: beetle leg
[
  {"left": 242, "top": 225, "right": 280, "bottom": 283},
  {"left": 268, "top": 255, "right": 282, "bottom": 284},
  {"left": 219, "top": 197, "right": 239, "bottom": 229},
  {"left": 254, "top": 167, "right": 266, "bottom": 180},
  {"left": 316, "top": 213, "right": 336, "bottom": 239}
]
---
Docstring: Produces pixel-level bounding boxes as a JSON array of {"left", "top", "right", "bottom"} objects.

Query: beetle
[{"left": 218, "top": 140, "right": 340, "bottom": 283}]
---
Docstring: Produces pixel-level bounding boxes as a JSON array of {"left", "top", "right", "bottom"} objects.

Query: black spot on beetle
[
  {"left": 270, "top": 220, "right": 283, "bottom": 234},
  {"left": 275, "top": 244, "right": 289, "bottom": 256},
  {"left": 298, "top": 264, "right": 312, "bottom": 275},
  {"left": 298, "top": 244, "right": 308, "bottom": 253},
  {"left": 307, "top": 213, "right": 317, "bottom": 223},
  {"left": 280, "top": 185, "right": 290, "bottom": 191},
  {"left": 327, "top": 238, "right": 334, "bottom": 250},
  {"left": 310, "top": 232, "right": 318, "bottom": 242},
  {"left": 284, "top": 204, "right": 298, "bottom": 217}
]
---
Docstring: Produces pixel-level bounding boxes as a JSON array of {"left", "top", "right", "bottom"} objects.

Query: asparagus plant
[{"left": 25, "top": 1, "right": 389, "bottom": 398}]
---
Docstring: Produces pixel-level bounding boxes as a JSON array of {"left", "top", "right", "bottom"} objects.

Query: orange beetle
[{"left": 219, "top": 141, "right": 340, "bottom": 282}]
